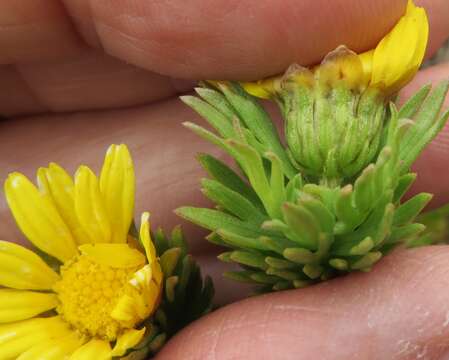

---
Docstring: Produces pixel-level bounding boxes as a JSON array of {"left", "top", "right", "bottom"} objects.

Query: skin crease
[{"left": 0, "top": 0, "right": 449, "bottom": 358}]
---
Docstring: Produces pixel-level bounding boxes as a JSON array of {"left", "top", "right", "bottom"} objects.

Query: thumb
[{"left": 157, "top": 246, "right": 449, "bottom": 359}]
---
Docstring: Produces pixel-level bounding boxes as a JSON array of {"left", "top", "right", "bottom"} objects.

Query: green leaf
[
  {"left": 265, "top": 256, "right": 297, "bottom": 269},
  {"left": 218, "top": 229, "right": 269, "bottom": 251},
  {"left": 350, "top": 251, "right": 382, "bottom": 270},
  {"left": 285, "top": 173, "right": 303, "bottom": 202},
  {"left": 230, "top": 250, "right": 268, "bottom": 270},
  {"left": 393, "top": 193, "right": 433, "bottom": 226},
  {"left": 266, "top": 267, "right": 300, "bottom": 281},
  {"left": 283, "top": 247, "right": 316, "bottom": 264},
  {"left": 388, "top": 223, "right": 426, "bottom": 243},
  {"left": 282, "top": 202, "right": 319, "bottom": 249},
  {"left": 228, "top": 140, "right": 278, "bottom": 218},
  {"left": 393, "top": 173, "right": 417, "bottom": 203},
  {"left": 332, "top": 236, "right": 374, "bottom": 256},
  {"left": 180, "top": 95, "right": 235, "bottom": 138},
  {"left": 195, "top": 87, "right": 237, "bottom": 120},
  {"left": 169, "top": 225, "right": 188, "bottom": 254},
  {"left": 219, "top": 82, "right": 296, "bottom": 178},
  {"left": 176, "top": 207, "right": 263, "bottom": 238},
  {"left": 266, "top": 151, "right": 287, "bottom": 211},
  {"left": 160, "top": 248, "right": 182, "bottom": 277},
  {"left": 334, "top": 185, "right": 364, "bottom": 234},
  {"left": 201, "top": 178, "right": 267, "bottom": 224},
  {"left": 399, "top": 81, "right": 449, "bottom": 173},
  {"left": 165, "top": 276, "right": 179, "bottom": 303},
  {"left": 398, "top": 84, "right": 432, "bottom": 119},
  {"left": 299, "top": 193, "right": 335, "bottom": 234},
  {"left": 197, "top": 153, "right": 263, "bottom": 208}
]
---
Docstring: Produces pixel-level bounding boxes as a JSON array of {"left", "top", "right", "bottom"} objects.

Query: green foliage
[{"left": 178, "top": 80, "right": 449, "bottom": 293}]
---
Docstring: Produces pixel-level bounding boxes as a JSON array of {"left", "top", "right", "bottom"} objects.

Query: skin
[{"left": 1, "top": 0, "right": 449, "bottom": 358}]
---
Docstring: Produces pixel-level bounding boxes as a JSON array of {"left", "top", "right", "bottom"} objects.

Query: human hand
[{"left": 1, "top": 0, "right": 449, "bottom": 358}]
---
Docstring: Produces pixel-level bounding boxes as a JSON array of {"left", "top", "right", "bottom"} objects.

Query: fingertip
[
  {"left": 90, "top": 0, "right": 408, "bottom": 79},
  {"left": 158, "top": 246, "right": 449, "bottom": 359}
]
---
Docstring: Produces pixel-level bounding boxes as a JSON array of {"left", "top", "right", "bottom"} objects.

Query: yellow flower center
[{"left": 53, "top": 254, "right": 140, "bottom": 341}]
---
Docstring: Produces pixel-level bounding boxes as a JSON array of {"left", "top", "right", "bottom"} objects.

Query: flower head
[
  {"left": 1, "top": 144, "right": 163, "bottom": 359},
  {"left": 243, "top": 0, "right": 428, "bottom": 98}
]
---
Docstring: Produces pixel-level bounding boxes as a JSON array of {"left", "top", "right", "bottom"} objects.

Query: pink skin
[{"left": 1, "top": 0, "right": 449, "bottom": 358}]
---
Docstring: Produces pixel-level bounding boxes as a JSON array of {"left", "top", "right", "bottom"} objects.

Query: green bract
[{"left": 177, "top": 77, "right": 449, "bottom": 292}]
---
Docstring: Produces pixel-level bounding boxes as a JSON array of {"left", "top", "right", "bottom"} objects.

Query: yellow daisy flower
[
  {"left": 243, "top": 0, "right": 428, "bottom": 98},
  {"left": 1, "top": 144, "right": 163, "bottom": 359}
]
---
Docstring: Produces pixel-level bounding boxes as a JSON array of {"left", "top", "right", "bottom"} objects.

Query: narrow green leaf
[
  {"left": 197, "top": 153, "right": 263, "bottom": 208},
  {"left": 299, "top": 193, "right": 335, "bottom": 234},
  {"left": 399, "top": 81, "right": 449, "bottom": 172},
  {"left": 393, "top": 173, "right": 417, "bottom": 203},
  {"left": 334, "top": 185, "right": 364, "bottom": 234},
  {"left": 266, "top": 267, "right": 299, "bottom": 281},
  {"left": 265, "top": 256, "right": 297, "bottom": 269},
  {"left": 353, "top": 164, "right": 376, "bottom": 213},
  {"left": 165, "top": 276, "right": 179, "bottom": 303},
  {"left": 350, "top": 251, "right": 382, "bottom": 270},
  {"left": 169, "top": 225, "right": 188, "bottom": 254},
  {"left": 329, "top": 258, "right": 349, "bottom": 271},
  {"left": 195, "top": 87, "right": 237, "bottom": 120},
  {"left": 180, "top": 96, "right": 235, "bottom": 138},
  {"left": 303, "top": 264, "right": 323, "bottom": 279},
  {"left": 153, "top": 227, "right": 169, "bottom": 255},
  {"left": 266, "top": 151, "right": 287, "bottom": 209},
  {"left": 393, "top": 193, "right": 433, "bottom": 226},
  {"left": 388, "top": 223, "right": 426, "bottom": 243},
  {"left": 285, "top": 173, "right": 303, "bottom": 202},
  {"left": 228, "top": 140, "right": 278, "bottom": 217},
  {"left": 218, "top": 229, "right": 269, "bottom": 251},
  {"left": 283, "top": 247, "right": 316, "bottom": 264},
  {"left": 282, "top": 202, "right": 319, "bottom": 249},
  {"left": 398, "top": 84, "right": 432, "bottom": 119},
  {"left": 230, "top": 250, "right": 268, "bottom": 270},
  {"left": 176, "top": 207, "right": 263, "bottom": 238},
  {"left": 219, "top": 82, "right": 296, "bottom": 178},
  {"left": 201, "top": 178, "right": 267, "bottom": 224},
  {"left": 160, "top": 248, "right": 181, "bottom": 277},
  {"left": 332, "top": 236, "right": 374, "bottom": 256},
  {"left": 250, "top": 272, "right": 280, "bottom": 284}
]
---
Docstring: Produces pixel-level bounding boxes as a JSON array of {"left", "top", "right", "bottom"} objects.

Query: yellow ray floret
[
  {"left": 1, "top": 144, "right": 163, "bottom": 359},
  {"left": 242, "top": 0, "right": 428, "bottom": 98}
]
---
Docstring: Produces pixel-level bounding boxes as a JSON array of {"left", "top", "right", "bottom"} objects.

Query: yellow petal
[
  {"left": 358, "top": 50, "right": 374, "bottom": 86},
  {"left": 4, "top": 173, "right": 78, "bottom": 262},
  {"left": 110, "top": 328, "right": 146, "bottom": 357},
  {"left": 139, "top": 213, "right": 163, "bottom": 285},
  {"left": 74, "top": 166, "right": 112, "bottom": 244},
  {"left": 0, "top": 241, "right": 59, "bottom": 290},
  {"left": 79, "top": 243, "right": 145, "bottom": 268},
  {"left": 17, "top": 331, "right": 84, "bottom": 360},
  {"left": 110, "top": 293, "right": 145, "bottom": 323},
  {"left": 368, "top": 0, "right": 428, "bottom": 93},
  {"left": 100, "top": 144, "right": 135, "bottom": 243},
  {"left": 38, "top": 164, "right": 90, "bottom": 245},
  {"left": 129, "top": 265, "right": 162, "bottom": 318},
  {"left": 0, "top": 316, "right": 70, "bottom": 359},
  {"left": 241, "top": 81, "right": 272, "bottom": 99},
  {"left": 315, "top": 46, "right": 368, "bottom": 90},
  {"left": 139, "top": 213, "right": 157, "bottom": 262},
  {"left": 70, "top": 339, "right": 111, "bottom": 360},
  {"left": 0, "top": 289, "right": 58, "bottom": 323}
]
